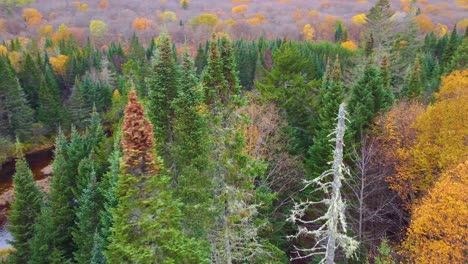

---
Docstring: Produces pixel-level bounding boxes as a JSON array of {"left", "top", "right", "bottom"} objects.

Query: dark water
[{"left": 0, "top": 147, "right": 54, "bottom": 249}]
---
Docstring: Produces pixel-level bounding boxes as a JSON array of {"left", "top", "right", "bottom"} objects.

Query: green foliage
[
  {"left": 146, "top": 32, "right": 179, "bottom": 156},
  {"left": 17, "top": 54, "right": 41, "bottom": 111},
  {"left": 402, "top": 57, "right": 422, "bottom": 99},
  {"left": 0, "top": 57, "right": 34, "bottom": 141},
  {"left": 308, "top": 58, "right": 344, "bottom": 177},
  {"left": 72, "top": 173, "right": 100, "bottom": 264},
  {"left": 37, "top": 66, "right": 66, "bottom": 132},
  {"left": 374, "top": 239, "right": 396, "bottom": 264},
  {"left": 7, "top": 148, "right": 42, "bottom": 263}
]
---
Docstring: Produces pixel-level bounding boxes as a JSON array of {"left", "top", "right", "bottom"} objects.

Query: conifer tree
[
  {"left": 146, "top": 32, "right": 179, "bottom": 157},
  {"left": 308, "top": 58, "right": 344, "bottom": 177},
  {"left": 347, "top": 64, "right": 384, "bottom": 142},
  {"left": 106, "top": 90, "right": 205, "bottom": 263},
  {"left": 37, "top": 66, "right": 64, "bottom": 132},
  {"left": 402, "top": 58, "right": 422, "bottom": 99},
  {"left": 441, "top": 26, "right": 459, "bottom": 70},
  {"left": 194, "top": 43, "right": 207, "bottom": 75},
  {"left": 7, "top": 143, "right": 43, "bottom": 263},
  {"left": 379, "top": 55, "right": 395, "bottom": 110},
  {"left": 72, "top": 172, "right": 100, "bottom": 264},
  {"left": 69, "top": 80, "right": 91, "bottom": 130},
  {"left": 18, "top": 54, "right": 41, "bottom": 110},
  {"left": 446, "top": 37, "right": 467, "bottom": 73},
  {"left": 0, "top": 57, "right": 34, "bottom": 140}
]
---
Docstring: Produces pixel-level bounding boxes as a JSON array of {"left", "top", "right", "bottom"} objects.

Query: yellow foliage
[
  {"left": 232, "top": 0, "right": 249, "bottom": 2},
  {"left": 232, "top": 5, "right": 248, "bottom": 14},
  {"left": 190, "top": 13, "right": 219, "bottom": 29},
  {"left": 302, "top": 24, "right": 315, "bottom": 42},
  {"left": 352, "top": 13, "right": 367, "bottom": 26},
  {"left": 180, "top": 0, "right": 189, "bottom": 9},
  {"left": 413, "top": 15, "right": 434, "bottom": 31},
  {"left": 434, "top": 23, "right": 448, "bottom": 38},
  {"left": 22, "top": 8, "right": 42, "bottom": 26},
  {"left": 356, "top": 0, "right": 368, "bottom": 3},
  {"left": 341, "top": 40, "right": 357, "bottom": 51},
  {"left": 89, "top": 20, "right": 108, "bottom": 41},
  {"left": 8, "top": 51, "right": 21, "bottom": 72},
  {"left": 391, "top": 70, "right": 468, "bottom": 203},
  {"left": 49, "top": 55, "right": 69, "bottom": 77},
  {"left": 422, "top": 4, "right": 441, "bottom": 15},
  {"left": 158, "top": 11, "right": 177, "bottom": 22},
  {"left": 457, "top": 18, "right": 468, "bottom": 30},
  {"left": 308, "top": 9, "right": 319, "bottom": 18},
  {"left": 38, "top": 25, "right": 53, "bottom": 38},
  {"left": 401, "top": 161, "right": 468, "bottom": 263},
  {"left": 246, "top": 14, "right": 266, "bottom": 26},
  {"left": 224, "top": 18, "right": 235, "bottom": 25},
  {"left": 112, "top": 89, "right": 121, "bottom": 100},
  {"left": 0, "top": 19, "right": 6, "bottom": 33},
  {"left": 0, "top": 45, "right": 7, "bottom": 56},
  {"left": 133, "top": 18, "right": 152, "bottom": 31}
]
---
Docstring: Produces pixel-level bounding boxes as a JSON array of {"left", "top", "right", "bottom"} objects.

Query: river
[{"left": 0, "top": 147, "right": 54, "bottom": 249}]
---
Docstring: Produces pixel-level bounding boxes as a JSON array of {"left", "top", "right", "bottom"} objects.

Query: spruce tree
[
  {"left": 441, "top": 25, "right": 459, "bottom": 70},
  {"left": 402, "top": 57, "right": 422, "bottom": 99},
  {"left": 194, "top": 43, "right": 207, "bottom": 75},
  {"left": 106, "top": 90, "right": 205, "bottom": 263},
  {"left": 0, "top": 57, "right": 34, "bottom": 140},
  {"left": 347, "top": 64, "right": 384, "bottom": 142},
  {"left": 69, "top": 80, "right": 91, "bottom": 130},
  {"left": 308, "top": 58, "right": 344, "bottom": 177},
  {"left": 7, "top": 143, "right": 43, "bottom": 263},
  {"left": 446, "top": 36, "right": 467, "bottom": 73},
  {"left": 145, "top": 32, "right": 179, "bottom": 157},
  {"left": 37, "top": 66, "right": 64, "bottom": 132},
  {"left": 379, "top": 55, "right": 395, "bottom": 110},
  {"left": 18, "top": 54, "right": 41, "bottom": 110},
  {"left": 72, "top": 172, "right": 100, "bottom": 264}
]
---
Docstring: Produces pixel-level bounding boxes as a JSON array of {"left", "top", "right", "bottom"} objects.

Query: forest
[{"left": 0, "top": 0, "right": 467, "bottom": 263}]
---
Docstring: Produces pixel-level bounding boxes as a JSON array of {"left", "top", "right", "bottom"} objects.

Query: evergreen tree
[
  {"left": 446, "top": 36, "right": 467, "bottom": 74},
  {"left": 308, "top": 58, "right": 344, "bottom": 177},
  {"left": 402, "top": 57, "right": 422, "bottom": 99},
  {"left": 18, "top": 54, "right": 41, "bottom": 110},
  {"left": 7, "top": 143, "right": 43, "bottom": 263},
  {"left": 145, "top": 32, "right": 179, "bottom": 157},
  {"left": 441, "top": 25, "right": 459, "bottom": 70},
  {"left": 69, "top": 80, "right": 91, "bottom": 130},
  {"left": 106, "top": 90, "right": 205, "bottom": 263},
  {"left": 0, "top": 57, "right": 34, "bottom": 140},
  {"left": 379, "top": 55, "right": 395, "bottom": 110},
  {"left": 37, "top": 66, "right": 64, "bottom": 132},
  {"left": 347, "top": 64, "right": 384, "bottom": 142},
  {"left": 72, "top": 172, "right": 100, "bottom": 264},
  {"left": 194, "top": 43, "right": 207, "bottom": 75},
  {"left": 171, "top": 48, "right": 211, "bottom": 243}
]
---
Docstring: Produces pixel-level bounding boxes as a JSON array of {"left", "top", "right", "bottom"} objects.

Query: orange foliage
[
  {"left": 246, "top": 14, "right": 266, "bottom": 26},
  {"left": 133, "top": 18, "right": 153, "bottom": 31},
  {"left": 341, "top": 40, "right": 357, "bottom": 51},
  {"left": 400, "top": 0, "right": 411, "bottom": 12},
  {"left": 388, "top": 70, "right": 468, "bottom": 204},
  {"left": 0, "top": 19, "right": 5, "bottom": 33},
  {"left": 434, "top": 23, "right": 448, "bottom": 37},
  {"left": 413, "top": 15, "right": 435, "bottom": 31},
  {"left": 375, "top": 101, "right": 425, "bottom": 205},
  {"left": 49, "top": 55, "right": 69, "bottom": 77},
  {"left": 232, "top": 0, "right": 250, "bottom": 2},
  {"left": 401, "top": 161, "right": 468, "bottom": 263},
  {"left": 422, "top": 5, "right": 441, "bottom": 15},
  {"left": 232, "top": 5, "right": 248, "bottom": 14},
  {"left": 98, "top": 0, "right": 108, "bottom": 8},
  {"left": 291, "top": 9, "right": 304, "bottom": 22},
  {"left": 53, "top": 23, "right": 71, "bottom": 43},
  {"left": 455, "top": 0, "right": 468, "bottom": 9},
  {"left": 22, "top": 8, "right": 42, "bottom": 26}
]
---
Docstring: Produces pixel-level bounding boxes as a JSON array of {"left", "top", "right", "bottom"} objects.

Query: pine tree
[
  {"left": 445, "top": 36, "right": 467, "bottom": 74},
  {"left": 7, "top": 143, "right": 43, "bottom": 263},
  {"left": 106, "top": 90, "right": 205, "bottom": 263},
  {"left": 18, "top": 54, "right": 41, "bottom": 110},
  {"left": 308, "top": 58, "right": 344, "bottom": 177},
  {"left": 347, "top": 64, "right": 384, "bottom": 142},
  {"left": 37, "top": 66, "right": 65, "bottom": 132},
  {"left": 146, "top": 32, "right": 179, "bottom": 157},
  {"left": 0, "top": 57, "right": 34, "bottom": 140},
  {"left": 69, "top": 79, "right": 91, "bottom": 130},
  {"left": 72, "top": 172, "right": 100, "bottom": 264},
  {"left": 379, "top": 55, "right": 395, "bottom": 110},
  {"left": 402, "top": 57, "right": 422, "bottom": 99},
  {"left": 441, "top": 25, "right": 459, "bottom": 70},
  {"left": 194, "top": 43, "right": 207, "bottom": 75}
]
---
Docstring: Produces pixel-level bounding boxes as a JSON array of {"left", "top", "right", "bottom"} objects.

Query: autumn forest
[{"left": 0, "top": 0, "right": 467, "bottom": 263}]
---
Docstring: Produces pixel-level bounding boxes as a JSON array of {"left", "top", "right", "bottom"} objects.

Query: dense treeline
[{"left": 1, "top": 0, "right": 467, "bottom": 263}]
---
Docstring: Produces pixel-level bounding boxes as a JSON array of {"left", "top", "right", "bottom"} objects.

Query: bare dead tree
[{"left": 288, "top": 103, "right": 358, "bottom": 264}]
